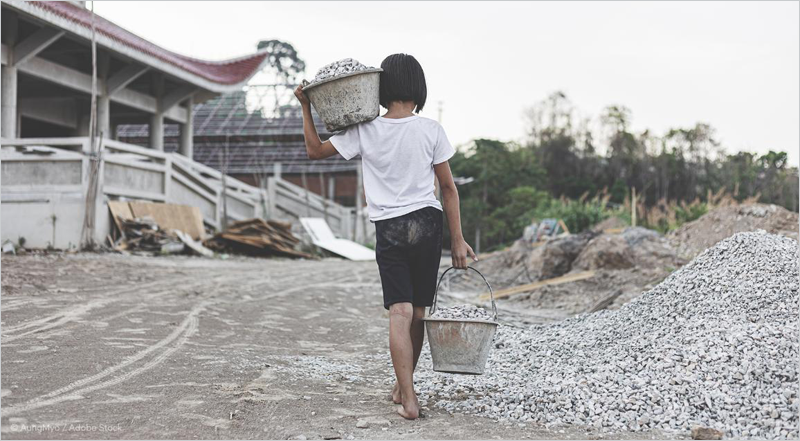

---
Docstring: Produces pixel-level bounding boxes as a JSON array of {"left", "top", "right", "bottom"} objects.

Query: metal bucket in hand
[
  {"left": 423, "top": 267, "right": 499, "bottom": 375},
  {"left": 301, "top": 68, "right": 382, "bottom": 132}
]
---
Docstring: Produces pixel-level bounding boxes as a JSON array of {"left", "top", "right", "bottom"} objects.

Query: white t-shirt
[{"left": 330, "top": 115, "right": 455, "bottom": 222}]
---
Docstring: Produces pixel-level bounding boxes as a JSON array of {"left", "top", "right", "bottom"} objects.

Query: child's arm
[
  {"left": 434, "top": 161, "right": 478, "bottom": 269},
  {"left": 294, "top": 85, "right": 339, "bottom": 160}
]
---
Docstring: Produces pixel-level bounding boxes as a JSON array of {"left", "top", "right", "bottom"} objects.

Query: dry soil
[{"left": 1, "top": 253, "right": 676, "bottom": 440}]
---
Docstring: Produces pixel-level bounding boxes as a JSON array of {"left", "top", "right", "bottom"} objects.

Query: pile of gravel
[
  {"left": 418, "top": 231, "right": 799, "bottom": 439},
  {"left": 307, "top": 58, "right": 374, "bottom": 85},
  {"left": 431, "top": 304, "right": 493, "bottom": 321}
]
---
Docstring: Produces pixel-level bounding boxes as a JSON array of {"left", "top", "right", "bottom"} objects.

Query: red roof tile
[{"left": 29, "top": 1, "right": 268, "bottom": 86}]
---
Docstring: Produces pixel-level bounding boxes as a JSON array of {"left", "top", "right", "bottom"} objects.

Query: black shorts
[{"left": 375, "top": 207, "right": 444, "bottom": 310}]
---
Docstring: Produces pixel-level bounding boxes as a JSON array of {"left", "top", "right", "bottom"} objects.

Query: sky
[{"left": 95, "top": 1, "right": 799, "bottom": 166}]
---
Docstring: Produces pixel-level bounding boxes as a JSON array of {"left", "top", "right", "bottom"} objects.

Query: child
[{"left": 294, "top": 53, "right": 477, "bottom": 420}]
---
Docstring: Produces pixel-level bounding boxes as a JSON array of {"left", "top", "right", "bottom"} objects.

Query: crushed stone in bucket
[
  {"left": 301, "top": 58, "right": 382, "bottom": 132},
  {"left": 307, "top": 58, "right": 374, "bottom": 86},
  {"left": 431, "top": 304, "right": 492, "bottom": 321}
]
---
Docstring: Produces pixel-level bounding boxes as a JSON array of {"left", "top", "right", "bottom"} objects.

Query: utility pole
[
  {"left": 80, "top": 2, "right": 99, "bottom": 250},
  {"left": 221, "top": 135, "right": 230, "bottom": 230}
]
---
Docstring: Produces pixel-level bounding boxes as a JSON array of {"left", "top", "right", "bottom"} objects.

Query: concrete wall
[
  {"left": 1, "top": 138, "right": 369, "bottom": 250},
  {"left": 1, "top": 143, "right": 88, "bottom": 249},
  {"left": 0, "top": 138, "right": 267, "bottom": 249}
]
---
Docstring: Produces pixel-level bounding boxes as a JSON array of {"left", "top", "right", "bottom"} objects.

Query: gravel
[
  {"left": 431, "top": 304, "right": 493, "bottom": 321},
  {"left": 418, "top": 231, "right": 799, "bottom": 439},
  {"left": 307, "top": 58, "right": 374, "bottom": 85}
]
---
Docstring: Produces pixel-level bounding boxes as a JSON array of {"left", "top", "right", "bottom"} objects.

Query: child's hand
[
  {"left": 451, "top": 238, "right": 478, "bottom": 269},
  {"left": 294, "top": 84, "right": 310, "bottom": 106}
]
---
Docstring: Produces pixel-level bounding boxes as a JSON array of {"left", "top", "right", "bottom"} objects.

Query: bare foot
[
  {"left": 391, "top": 383, "right": 402, "bottom": 404},
  {"left": 396, "top": 395, "right": 420, "bottom": 420}
]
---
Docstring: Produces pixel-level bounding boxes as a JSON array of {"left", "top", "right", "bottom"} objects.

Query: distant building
[
  {"left": 117, "top": 90, "right": 363, "bottom": 207},
  {"left": 1, "top": 1, "right": 365, "bottom": 248},
  {"left": 1, "top": 1, "right": 270, "bottom": 152}
]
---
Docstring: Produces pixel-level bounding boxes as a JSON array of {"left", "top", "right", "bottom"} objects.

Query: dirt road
[{"left": 1, "top": 253, "right": 669, "bottom": 440}]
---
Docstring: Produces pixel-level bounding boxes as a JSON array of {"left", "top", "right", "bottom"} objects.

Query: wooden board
[
  {"left": 479, "top": 270, "right": 596, "bottom": 301},
  {"left": 108, "top": 200, "right": 135, "bottom": 237},
  {"left": 128, "top": 202, "right": 205, "bottom": 240}
]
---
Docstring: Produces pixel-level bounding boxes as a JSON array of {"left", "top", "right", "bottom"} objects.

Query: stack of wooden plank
[{"left": 204, "top": 218, "right": 312, "bottom": 259}]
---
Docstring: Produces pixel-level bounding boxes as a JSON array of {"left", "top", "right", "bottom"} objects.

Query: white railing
[
  {"left": 266, "top": 176, "right": 374, "bottom": 243},
  {"left": 1, "top": 137, "right": 265, "bottom": 248},
  {"left": 0, "top": 137, "right": 370, "bottom": 249}
]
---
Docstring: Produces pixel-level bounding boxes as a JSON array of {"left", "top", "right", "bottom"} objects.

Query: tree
[{"left": 256, "top": 39, "right": 306, "bottom": 83}]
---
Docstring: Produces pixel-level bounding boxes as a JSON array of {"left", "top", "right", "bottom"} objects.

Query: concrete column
[
  {"left": 178, "top": 95, "right": 194, "bottom": 158},
  {"left": 150, "top": 72, "right": 164, "bottom": 151},
  {"left": 97, "top": 52, "right": 110, "bottom": 140},
  {"left": 2, "top": 11, "right": 18, "bottom": 138},
  {"left": 150, "top": 113, "right": 164, "bottom": 151},
  {"left": 2, "top": 65, "right": 18, "bottom": 138},
  {"left": 97, "top": 94, "right": 110, "bottom": 140}
]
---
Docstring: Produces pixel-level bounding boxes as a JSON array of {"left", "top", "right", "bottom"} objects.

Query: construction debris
[
  {"left": 300, "top": 218, "right": 375, "bottom": 261},
  {"left": 204, "top": 218, "right": 312, "bottom": 259},
  {"left": 2, "top": 240, "right": 16, "bottom": 255},
  {"left": 431, "top": 304, "right": 492, "bottom": 320},
  {"left": 419, "top": 232, "right": 799, "bottom": 440},
  {"left": 108, "top": 202, "right": 214, "bottom": 257},
  {"left": 115, "top": 216, "right": 184, "bottom": 254},
  {"left": 109, "top": 201, "right": 205, "bottom": 241},
  {"left": 176, "top": 230, "right": 214, "bottom": 258}
]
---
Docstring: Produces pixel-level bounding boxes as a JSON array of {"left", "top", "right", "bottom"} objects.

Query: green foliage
[
  {"left": 534, "top": 198, "right": 609, "bottom": 234},
  {"left": 447, "top": 92, "right": 797, "bottom": 253},
  {"left": 674, "top": 203, "right": 708, "bottom": 226}
]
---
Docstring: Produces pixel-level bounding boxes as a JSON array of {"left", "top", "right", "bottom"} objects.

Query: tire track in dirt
[
  {"left": 3, "top": 301, "right": 209, "bottom": 416},
  {"left": 2, "top": 280, "right": 170, "bottom": 335},
  {"left": 1, "top": 278, "right": 203, "bottom": 342}
]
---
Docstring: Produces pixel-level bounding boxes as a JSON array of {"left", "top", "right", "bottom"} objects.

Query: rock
[
  {"left": 288, "top": 436, "right": 307, "bottom": 440},
  {"left": 416, "top": 232, "right": 800, "bottom": 440},
  {"left": 573, "top": 233, "right": 635, "bottom": 270},
  {"left": 306, "top": 59, "right": 374, "bottom": 86},
  {"left": 355, "top": 419, "right": 369, "bottom": 429},
  {"left": 691, "top": 426, "right": 725, "bottom": 440},
  {"left": 527, "top": 232, "right": 596, "bottom": 279},
  {"left": 431, "top": 304, "right": 491, "bottom": 320}
]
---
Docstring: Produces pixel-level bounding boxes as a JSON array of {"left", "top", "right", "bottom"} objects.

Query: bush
[{"left": 533, "top": 196, "right": 610, "bottom": 234}]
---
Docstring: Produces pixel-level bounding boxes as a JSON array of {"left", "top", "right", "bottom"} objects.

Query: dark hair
[{"left": 379, "top": 54, "right": 427, "bottom": 113}]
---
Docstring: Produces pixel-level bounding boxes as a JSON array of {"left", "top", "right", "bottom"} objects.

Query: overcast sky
[{"left": 95, "top": 1, "right": 799, "bottom": 166}]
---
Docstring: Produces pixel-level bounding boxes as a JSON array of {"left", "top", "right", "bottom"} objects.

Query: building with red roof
[
  {"left": 1, "top": 0, "right": 271, "bottom": 156},
  {"left": 0, "top": 1, "right": 371, "bottom": 250}
]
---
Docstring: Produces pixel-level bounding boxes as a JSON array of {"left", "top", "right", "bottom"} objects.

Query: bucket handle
[{"left": 429, "top": 266, "right": 497, "bottom": 321}]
